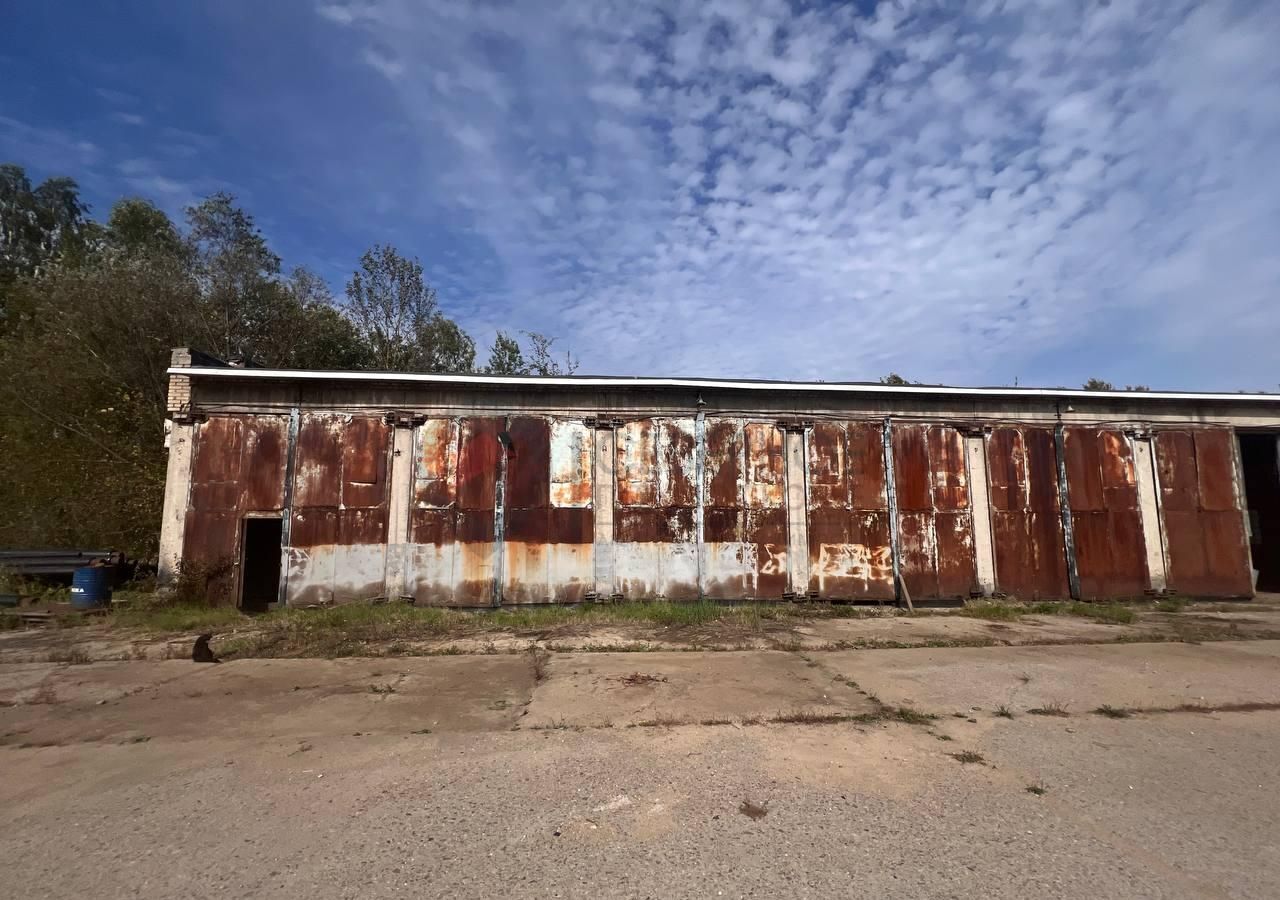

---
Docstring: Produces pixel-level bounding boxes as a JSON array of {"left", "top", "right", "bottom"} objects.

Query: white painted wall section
[{"left": 963, "top": 434, "right": 997, "bottom": 596}]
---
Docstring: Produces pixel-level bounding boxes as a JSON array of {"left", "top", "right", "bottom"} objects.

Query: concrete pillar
[
  {"left": 592, "top": 425, "right": 616, "bottom": 598},
  {"left": 784, "top": 428, "right": 810, "bottom": 597},
  {"left": 383, "top": 422, "right": 417, "bottom": 600},
  {"left": 1131, "top": 435, "right": 1168, "bottom": 592},
  {"left": 963, "top": 433, "right": 998, "bottom": 596},
  {"left": 157, "top": 419, "right": 195, "bottom": 586}
]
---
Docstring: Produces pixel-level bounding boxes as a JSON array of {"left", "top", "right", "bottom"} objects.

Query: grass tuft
[
  {"left": 950, "top": 750, "right": 985, "bottom": 764},
  {"left": 1093, "top": 704, "right": 1132, "bottom": 719},
  {"left": 994, "top": 705, "right": 1014, "bottom": 719},
  {"left": 1027, "top": 702, "right": 1070, "bottom": 717}
]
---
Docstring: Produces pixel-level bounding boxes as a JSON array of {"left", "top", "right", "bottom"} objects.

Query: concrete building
[{"left": 159, "top": 348, "right": 1280, "bottom": 610}]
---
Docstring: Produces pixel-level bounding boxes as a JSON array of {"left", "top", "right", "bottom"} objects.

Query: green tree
[
  {"left": 1, "top": 164, "right": 92, "bottom": 309},
  {"left": 879, "top": 373, "right": 910, "bottom": 385},
  {"left": 184, "top": 193, "right": 284, "bottom": 362},
  {"left": 485, "top": 330, "right": 526, "bottom": 374},
  {"left": 0, "top": 161, "right": 579, "bottom": 558},
  {"left": 523, "top": 330, "right": 578, "bottom": 376},
  {"left": 343, "top": 244, "right": 475, "bottom": 372},
  {"left": 416, "top": 314, "right": 476, "bottom": 372},
  {"left": 1082, "top": 378, "right": 1115, "bottom": 391}
]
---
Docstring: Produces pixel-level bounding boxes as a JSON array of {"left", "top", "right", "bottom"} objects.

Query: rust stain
[
  {"left": 612, "top": 417, "right": 696, "bottom": 600},
  {"left": 891, "top": 424, "right": 976, "bottom": 599},
  {"left": 659, "top": 419, "right": 697, "bottom": 506},
  {"left": 807, "top": 422, "right": 847, "bottom": 509},
  {"left": 505, "top": 417, "right": 550, "bottom": 510},
  {"left": 927, "top": 425, "right": 968, "bottom": 510},
  {"left": 616, "top": 420, "right": 657, "bottom": 507},
  {"left": 1155, "top": 430, "right": 1250, "bottom": 597},
  {"left": 744, "top": 423, "right": 784, "bottom": 509},
  {"left": 805, "top": 422, "right": 893, "bottom": 599},
  {"left": 415, "top": 419, "right": 458, "bottom": 508},
  {"left": 988, "top": 426, "right": 1068, "bottom": 600},
  {"left": 1064, "top": 428, "right": 1147, "bottom": 599},
  {"left": 293, "top": 415, "right": 344, "bottom": 508},
  {"left": 892, "top": 425, "right": 932, "bottom": 512},
  {"left": 409, "top": 413, "right": 499, "bottom": 606},
  {"left": 549, "top": 420, "right": 592, "bottom": 508},
  {"left": 457, "top": 417, "right": 502, "bottom": 510},
  {"left": 704, "top": 419, "right": 742, "bottom": 509}
]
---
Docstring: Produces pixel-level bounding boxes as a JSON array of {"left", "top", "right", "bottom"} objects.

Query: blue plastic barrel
[{"left": 70, "top": 567, "right": 112, "bottom": 609}]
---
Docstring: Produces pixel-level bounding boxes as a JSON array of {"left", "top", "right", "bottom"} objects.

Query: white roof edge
[{"left": 168, "top": 366, "right": 1280, "bottom": 404}]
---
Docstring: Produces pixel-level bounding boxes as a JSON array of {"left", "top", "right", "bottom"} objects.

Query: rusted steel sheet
[
  {"left": 614, "top": 418, "right": 698, "bottom": 600},
  {"left": 180, "top": 509, "right": 240, "bottom": 602},
  {"left": 457, "top": 417, "right": 502, "bottom": 510},
  {"left": 188, "top": 415, "right": 287, "bottom": 512},
  {"left": 502, "top": 417, "right": 593, "bottom": 604},
  {"left": 890, "top": 424, "right": 976, "bottom": 599},
  {"left": 550, "top": 421, "right": 592, "bottom": 508},
  {"left": 1155, "top": 429, "right": 1251, "bottom": 597},
  {"left": 1064, "top": 428, "right": 1147, "bottom": 599},
  {"left": 409, "top": 416, "right": 594, "bottom": 606},
  {"left": 987, "top": 426, "right": 1069, "bottom": 600},
  {"left": 616, "top": 420, "right": 657, "bottom": 507},
  {"left": 806, "top": 422, "right": 894, "bottom": 599},
  {"left": 183, "top": 415, "right": 289, "bottom": 604},
  {"left": 411, "top": 418, "right": 500, "bottom": 606},
  {"left": 287, "top": 414, "right": 391, "bottom": 605},
  {"left": 702, "top": 419, "right": 745, "bottom": 599},
  {"left": 414, "top": 419, "right": 458, "bottom": 508},
  {"left": 698, "top": 420, "right": 788, "bottom": 599}
]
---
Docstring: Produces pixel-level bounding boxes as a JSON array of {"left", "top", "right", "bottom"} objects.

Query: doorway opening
[
  {"left": 1239, "top": 434, "right": 1280, "bottom": 593},
  {"left": 240, "top": 517, "right": 283, "bottom": 612}
]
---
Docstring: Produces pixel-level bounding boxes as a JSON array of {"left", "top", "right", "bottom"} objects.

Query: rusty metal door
[
  {"left": 891, "top": 424, "right": 979, "bottom": 599},
  {"left": 502, "top": 416, "right": 594, "bottom": 604},
  {"left": 183, "top": 415, "right": 288, "bottom": 604},
  {"left": 614, "top": 418, "right": 699, "bottom": 600},
  {"left": 805, "top": 421, "right": 895, "bottom": 599},
  {"left": 986, "top": 426, "right": 1071, "bottom": 600},
  {"left": 1063, "top": 428, "right": 1148, "bottom": 599},
  {"left": 409, "top": 417, "right": 499, "bottom": 606},
  {"left": 287, "top": 414, "right": 392, "bottom": 605},
  {"left": 702, "top": 419, "right": 787, "bottom": 600},
  {"left": 1154, "top": 429, "right": 1252, "bottom": 597}
]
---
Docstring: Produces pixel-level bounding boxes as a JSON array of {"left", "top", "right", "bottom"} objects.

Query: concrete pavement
[{"left": 3, "top": 641, "right": 1280, "bottom": 898}]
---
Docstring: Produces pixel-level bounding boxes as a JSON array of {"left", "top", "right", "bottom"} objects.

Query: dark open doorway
[
  {"left": 1239, "top": 434, "right": 1280, "bottom": 593},
  {"left": 240, "top": 517, "right": 283, "bottom": 612}
]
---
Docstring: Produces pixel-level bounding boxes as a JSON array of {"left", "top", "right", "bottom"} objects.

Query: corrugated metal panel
[
  {"left": 987, "top": 426, "right": 1070, "bottom": 600},
  {"left": 287, "top": 414, "right": 391, "bottom": 605},
  {"left": 805, "top": 422, "right": 894, "bottom": 599},
  {"left": 1155, "top": 429, "right": 1251, "bottom": 597},
  {"left": 1064, "top": 427, "right": 1148, "bottom": 599},
  {"left": 890, "top": 424, "right": 976, "bottom": 599},
  {"left": 614, "top": 418, "right": 698, "bottom": 600}
]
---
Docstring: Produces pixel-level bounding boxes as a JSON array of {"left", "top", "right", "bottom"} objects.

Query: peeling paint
[{"left": 550, "top": 420, "right": 592, "bottom": 508}]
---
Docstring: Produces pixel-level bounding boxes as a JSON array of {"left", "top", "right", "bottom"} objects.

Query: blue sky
[{"left": 3, "top": 1, "right": 1278, "bottom": 389}]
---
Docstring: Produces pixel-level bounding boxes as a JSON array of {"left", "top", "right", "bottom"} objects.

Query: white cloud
[
  {"left": 308, "top": 0, "right": 1280, "bottom": 389},
  {"left": 361, "top": 46, "right": 403, "bottom": 81}
]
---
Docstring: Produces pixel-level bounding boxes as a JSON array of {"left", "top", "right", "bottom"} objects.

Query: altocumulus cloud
[{"left": 315, "top": 0, "right": 1280, "bottom": 389}]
